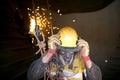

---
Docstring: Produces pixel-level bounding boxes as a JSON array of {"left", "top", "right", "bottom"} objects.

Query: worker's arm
[
  {"left": 27, "top": 35, "right": 60, "bottom": 80},
  {"left": 78, "top": 39, "right": 102, "bottom": 80},
  {"left": 27, "top": 56, "right": 47, "bottom": 80},
  {"left": 85, "top": 61, "right": 102, "bottom": 80}
]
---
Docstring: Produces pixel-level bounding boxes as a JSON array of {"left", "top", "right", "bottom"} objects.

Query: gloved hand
[
  {"left": 78, "top": 39, "right": 92, "bottom": 69},
  {"left": 77, "top": 39, "right": 90, "bottom": 56},
  {"left": 48, "top": 34, "right": 60, "bottom": 50},
  {"left": 42, "top": 35, "right": 60, "bottom": 63}
]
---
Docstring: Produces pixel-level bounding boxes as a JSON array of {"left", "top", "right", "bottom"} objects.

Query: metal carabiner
[{"left": 34, "top": 25, "right": 46, "bottom": 55}]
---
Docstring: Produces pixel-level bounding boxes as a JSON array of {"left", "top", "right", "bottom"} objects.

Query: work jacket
[{"left": 27, "top": 53, "right": 102, "bottom": 80}]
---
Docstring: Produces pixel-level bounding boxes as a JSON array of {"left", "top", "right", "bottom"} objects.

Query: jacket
[{"left": 27, "top": 53, "right": 102, "bottom": 80}]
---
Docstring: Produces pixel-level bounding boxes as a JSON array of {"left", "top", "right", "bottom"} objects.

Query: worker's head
[
  {"left": 58, "top": 26, "right": 78, "bottom": 47},
  {"left": 56, "top": 26, "right": 80, "bottom": 64}
]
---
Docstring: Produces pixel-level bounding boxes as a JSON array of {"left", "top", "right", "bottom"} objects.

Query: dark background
[{"left": 0, "top": 0, "right": 120, "bottom": 80}]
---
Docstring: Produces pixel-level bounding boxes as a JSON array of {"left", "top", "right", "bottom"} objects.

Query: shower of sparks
[
  {"left": 27, "top": 7, "right": 60, "bottom": 44},
  {"left": 27, "top": 7, "right": 52, "bottom": 36}
]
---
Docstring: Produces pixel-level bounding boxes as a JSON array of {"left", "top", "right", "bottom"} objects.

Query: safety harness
[{"left": 44, "top": 53, "right": 85, "bottom": 80}]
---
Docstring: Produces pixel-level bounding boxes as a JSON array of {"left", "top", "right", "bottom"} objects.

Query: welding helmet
[{"left": 58, "top": 26, "right": 78, "bottom": 47}]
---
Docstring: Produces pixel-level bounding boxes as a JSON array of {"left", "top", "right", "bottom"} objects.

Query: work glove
[
  {"left": 48, "top": 34, "right": 60, "bottom": 50},
  {"left": 77, "top": 39, "right": 90, "bottom": 56}
]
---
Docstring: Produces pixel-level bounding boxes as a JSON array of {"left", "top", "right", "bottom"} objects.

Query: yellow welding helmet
[{"left": 58, "top": 26, "right": 78, "bottom": 47}]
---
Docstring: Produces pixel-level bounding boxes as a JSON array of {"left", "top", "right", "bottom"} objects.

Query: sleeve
[
  {"left": 85, "top": 62, "right": 102, "bottom": 80},
  {"left": 27, "top": 57, "right": 47, "bottom": 80}
]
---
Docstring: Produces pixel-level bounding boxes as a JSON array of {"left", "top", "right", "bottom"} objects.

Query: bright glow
[
  {"left": 57, "top": 9, "right": 60, "bottom": 13},
  {"left": 73, "top": 19, "right": 76, "bottom": 22},
  {"left": 59, "top": 13, "right": 62, "bottom": 16},
  {"left": 105, "top": 60, "right": 108, "bottom": 63},
  {"left": 29, "top": 18, "right": 35, "bottom": 34},
  {"left": 65, "top": 36, "right": 72, "bottom": 40}
]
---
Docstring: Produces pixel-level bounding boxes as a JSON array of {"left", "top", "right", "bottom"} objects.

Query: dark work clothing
[{"left": 27, "top": 55, "right": 102, "bottom": 80}]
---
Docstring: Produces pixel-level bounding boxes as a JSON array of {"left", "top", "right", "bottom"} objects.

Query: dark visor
[{"left": 56, "top": 44, "right": 81, "bottom": 53}]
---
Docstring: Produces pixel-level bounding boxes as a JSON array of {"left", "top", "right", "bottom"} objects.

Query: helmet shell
[{"left": 58, "top": 26, "right": 78, "bottom": 47}]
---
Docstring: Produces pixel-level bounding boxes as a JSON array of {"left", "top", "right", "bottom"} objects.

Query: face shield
[{"left": 56, "top": 44, "right": 81, "bottom": 64}]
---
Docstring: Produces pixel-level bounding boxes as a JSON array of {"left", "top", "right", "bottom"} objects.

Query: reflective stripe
[
  {"left": 63, "top": 77, "right": 67, "bottom": 80},
  {"left": 50, "top": 72, "right": 56, "bottom": 75},
  {"left": 71, "top": 73, "right": 82, "bottom": 78},
  {"left": 50, "top": 70, "right": 83, "bottom": 78},
  {"left": 63, "top": 70, "right": 82, "bottom": 78},
  {"left": 50, "top": 72, "right": 67, "bottom": 80},
  {"left": 83, "top": 69, "right": 87, "bottom": 77}
]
